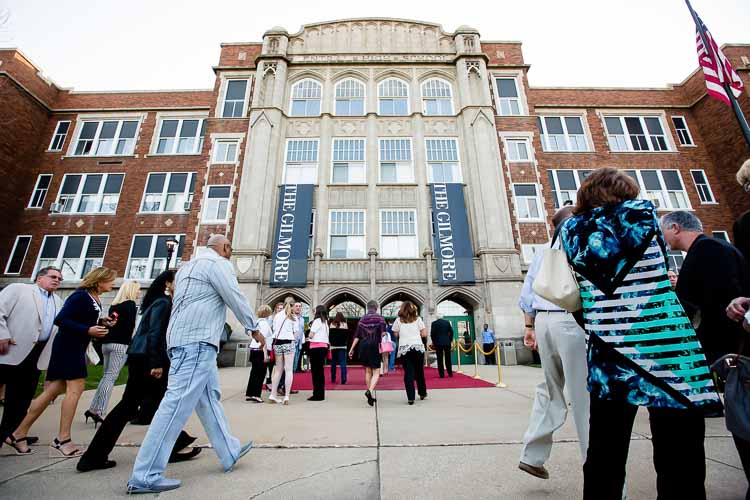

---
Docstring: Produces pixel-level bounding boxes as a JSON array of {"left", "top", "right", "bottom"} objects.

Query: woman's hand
[
  {"left": 88, "top": 325, "right": 108, "bottom": 338},
  {"left": 348, "top": 350, "right": 354, "bottom": 359},
  {"left": 150, "top": 368, "right": 163, "bottom": 379}
]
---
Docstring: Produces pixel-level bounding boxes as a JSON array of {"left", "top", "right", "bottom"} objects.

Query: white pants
[{"left": 520, "top": 311, "right": 589, "bottom": 467}]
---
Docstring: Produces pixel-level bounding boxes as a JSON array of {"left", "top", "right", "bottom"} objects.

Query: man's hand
[
  {"left": 150, "top": 368, "right": 163, "bottom": 379},
  {"left": 523, "top": 327, "right": 537, "bottom": 351},
  {"left": 727, "top": 297, "right": 750, "bottom": 322},
  {"left": 0, "top": 338, "right": 11, "bottom": 355},
  {"left": 88, "top": 325, "right": 108, "bottom": 338}
]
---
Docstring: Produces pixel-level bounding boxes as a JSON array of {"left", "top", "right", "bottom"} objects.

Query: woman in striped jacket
[{"left": 560, "top": 168, "right": 723, "bottom": 499}]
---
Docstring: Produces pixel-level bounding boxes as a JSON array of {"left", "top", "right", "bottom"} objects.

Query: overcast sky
[{"left": 1, "top": 0, "right": 748, "bottom": 91}]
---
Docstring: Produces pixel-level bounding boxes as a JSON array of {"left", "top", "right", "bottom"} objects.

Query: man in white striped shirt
[{"left": 128, "top": 235, "right": 264, "bottom": 495}]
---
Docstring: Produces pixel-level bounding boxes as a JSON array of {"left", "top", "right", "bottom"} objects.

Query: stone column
[
  {"left": 312, "top": 248, "right": 323, "bottom": 305},
  {"left": 368, "top": 248, "right": 378, "bottom": 301}
]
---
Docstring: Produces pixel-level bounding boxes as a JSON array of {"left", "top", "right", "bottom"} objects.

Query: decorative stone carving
[
  {"left": 332, "top": 119, "right": 366, "bottom": 136},
  {"left": 75, "top": 219, "right": 84, "bottom": 228},
  {"left": 465, "top": 60, "right": 482, "bottom": 77},
  {"left": 377, "top": 119, "right": 411, "bottom": 135},
  {"left": 236, "top": 257, "right": 254, "bottom": 275},
  {"left": 164, "top": 218, "right": 173, "bottom": 227},
  {"left": 287, "top": 120, "right": 321, "bottom": 137},
  {"left": 263, "top": 61, "right": 278, "bottom": 77},
  {"left": 377, "top": 187, "right": 417, "bottom": 205},
  {"left": 328, "top": 187, "right": 368, "bottom": 206},
  {"left": 492, "top": 255, "right": 510, "bottom": 274},
  {"left": 423, "top": 119, "right": 457, "bottom": 135},
  {"left": 268, "top": 37, "right": 279, "bottom": 54}
]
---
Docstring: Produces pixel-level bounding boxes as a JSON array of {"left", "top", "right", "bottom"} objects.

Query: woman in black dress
[
  {"left": 77, "top": 270, "right": 201, "bottom": 472},
  {"left": 7, "top": 267, "right": 116, "bottom": 457}
]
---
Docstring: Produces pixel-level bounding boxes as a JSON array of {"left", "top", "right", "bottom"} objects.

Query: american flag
[{"left": 694, "top": 15, "right": 745, "bottom": 107}]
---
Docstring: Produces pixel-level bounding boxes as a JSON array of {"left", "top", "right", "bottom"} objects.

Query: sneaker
[
  {"left": 518, "top": 462, "right": 549, "bottom": 479},
  {"left": 225, "top": 441, "right": 253, "bottom": 473},
  {"left": 127, "top": 478, "right": 181, "bottom": 494}
]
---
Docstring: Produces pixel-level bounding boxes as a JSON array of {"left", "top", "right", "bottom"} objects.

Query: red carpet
[{"left": 288, "top": 366, "right": 495, "bottom": 391}]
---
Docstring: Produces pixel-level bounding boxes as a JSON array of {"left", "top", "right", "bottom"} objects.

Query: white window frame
[
  {"left": 537, "top": 115, "right": 591, "bottom": 152},
  {"left": 602, "top": 114, "right": 673, "bottom": 153},
  {"left": 151, "top": 116, "right": 206, "bottom": 155},
  {"left": 328, "top": 210, "right": 366, "bottom": 259},
  {"left": 34, "top": 234, "right": 109, "bottom": 281},
  {"left": 421, "top": 78, "right": 454, "bottom": 116},
  {"left": 331, "top": 138, "right": 366, "bottom": 184},
  {"left": 54, "top": 173, "right": 125, "bottom": 215},
  {"left": 125, "top": 234, "right": 184, "bottom": 280},
  {"left": 308, "top": 209, "right": 316, "bottom": 259},
  {"left": 671, "top": 116, "right": 695, "bottom": 146},
  {"left": 425, "top": 138, "right": 462, "bottom": 183},
  {"left": 512, "top": 183, "right": 544, "bottom": 222},
  {"left": 202, "top": 184, "right": 232, "bottom": 223},
  {"left": 70, "top": 118, "right": 141, "bottom": 157},
  {"left": 712, "top": 231, "right": 730, "bottom": 242},
  {"left": 212, "top": 139, "right": 240, "bottom": 164},
  {"left": 4, "top": 235, "right": 32, "bottom": 275},
  {"left": 689, "top": 169, "right": 716, "bottom": 204},
  {"left": 547, "top": 169, "right": 593, "bottom": 208},
  {"left": 504, "top": 138, "right": 531, "bottom": 162},
  {"left": 48, "top": 121, "right": 71, "bottom": 151},
  {"left": 378, "top": 78, "right": 410, "bottom": 116},
  {"left": 494, "top": 77, "right": 522, "bottom": 116},
  {"left": 139, "top": 172, "right": 197, "bottom": 214},
  {"left": 668, "top": 250, "right": 685, "bottom": 272},
  {"left": 491, "top": 71, "right": 529, "bottom": 117},
  {"left": 220, "top": 78, "right": 250, "bottom": 118},
  {"left": 289, "top": 78, "right": 322, "bottom": 117},
  {"left": 334, "top": 78, "right": 366, "bottom": 117},
  {"left": 378, "top": 138, "right": 414, "bottom": 183},
  {"left": 283, "top": 139, "right": 319, "bottom": 184},
  {"left": 628, "top": 169, "right": 692, "bottom": 210},
  {"left": 28, "top": 174, "right": 53, "bottom": 209},
  {"left": 379, "top": 209, "right": 418, "bottom": 259}
]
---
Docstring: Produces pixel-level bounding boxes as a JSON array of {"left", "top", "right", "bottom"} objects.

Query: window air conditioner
[{"left": 49, "top": 203, "right": 63, "bottom": 213}]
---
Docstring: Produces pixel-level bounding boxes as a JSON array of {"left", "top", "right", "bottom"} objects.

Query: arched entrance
[
  {"left": 436, "top": 290, "right": 481, "bottom": 365},
  {"left": 324, "top": 292, "right": 367, "bottom": 364},
  {"left": 265, "top": 290, "right": 312, "bottom": 322},
  {"left": 379, "top": 288, "right": 424, "bottom": 320}
]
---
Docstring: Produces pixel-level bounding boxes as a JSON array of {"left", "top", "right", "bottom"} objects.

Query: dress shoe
[
  {"left": 25, "top": 436, "right": 39, "bottom": 446},
  {"left": 77, "top": 459, "right": 117, "bottom": 472},
  {"left": 169, "top": 446, "right": 202, "bottom": 463},
  {"left": 126, "top": 477, "right": 181, "bottom": 494},
  {"left": 307, "top": 396, "right": 324, "bottom": 401},
  {"left": 518, "top": 461, "right": 549, "bottom": 479},
  {"left": 225, "top": 441, "right": 253, "bottom": 473}
]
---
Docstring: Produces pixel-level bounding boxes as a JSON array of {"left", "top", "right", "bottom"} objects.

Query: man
[
  {"left": 0, "top": 267, "right": 64, "bottom": 447},
  {"left": 668, "top": 270, "right": 679, "bottom": 290},
  {"left": 480, "top": 324, "right": 495, "bottom": 364},
  {"left": 518, "top": 206, "right": 589, "bottom": 480},
  {"left": 127, "top": 235, "right": 264, "bottom": 494},
  {"left": 661, "top": 211, "right": 749, "bottom": 364},
  {"left": 430, "top": 313, "right": 454, "bottom": 378}
]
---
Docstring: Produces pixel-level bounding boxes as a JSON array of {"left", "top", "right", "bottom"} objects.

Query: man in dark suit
[
  {"left": 430, "top": 313, "right": 454, "bottom": 378},
  {"left": 661, "top": 211, "right": 749, "bottom": 363}
]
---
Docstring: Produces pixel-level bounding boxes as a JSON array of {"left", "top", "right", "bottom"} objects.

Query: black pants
[
  {"left": 401, "top": 349, "right": 427, "bottom": 401},
  {"left": 309, "top": 347, "right": 327, "bottom": 399},
  {"left": 583, "top": 395, "right": 706, "bottom": 500},
  {"left": 435, "top": 345, "right": 452, "bottom": 378},
  {"left": 79, "top": 359, "right": 192, "bottom": 464},
  {"left": 0, "top": 341, "right": 46, "bottom": 443},
  {"left": 483, "top": 343, "right": 495, "bottom": 364},
  {"left": 734, "top": 434, "right": 750, "bottom": 500},
  {"left": 245, "top": 350, "right": 266, "bottom": 398}
]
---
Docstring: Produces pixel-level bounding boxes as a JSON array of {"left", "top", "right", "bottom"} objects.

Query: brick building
[{"left": 1, "top": 19, "right": 749, "bottom": 345}]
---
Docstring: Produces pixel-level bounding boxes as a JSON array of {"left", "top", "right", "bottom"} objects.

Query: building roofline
[
  {"left": 481, "top": 40, "right": 523, "bottom": 45},
  {"left": 220, "top": 42, "right": 263, "bottom": 47},
  {"left": 68, "top": 88, "right": 213, "bottom": 94},
  {"left": 0, "top": 46, "right": 66, "bottom": 89},
  {"left": 530, "top": 84, "right": 676, "bottom": 92}
]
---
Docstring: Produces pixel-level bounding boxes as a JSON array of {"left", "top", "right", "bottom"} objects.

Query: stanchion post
[
  {"left": 472, "top": 342, "right": 480, "bottom": 379},
  {"left": 457, "top": 339, "right": 463, "bottom": 374},
  {"left": 495, "top": 340, "right": 507, "bottom": 388}
]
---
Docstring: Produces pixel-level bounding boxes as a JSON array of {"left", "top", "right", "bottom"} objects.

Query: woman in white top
[
  {"left": 392, "top": 301, "right": 428, "bottom": 405},
  {"left": 245, "top": 305, "right": 273, "bottom": 403},
  {"left": 268, "top": 303, "right": 299, "bottom": 405},
  {"left": 306, "top": 305, "right": 330, "bottom": 401}
]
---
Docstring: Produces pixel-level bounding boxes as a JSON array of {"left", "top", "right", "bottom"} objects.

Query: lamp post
[{"left": 165, "top": 237, "right": 179, "bottom": 270}]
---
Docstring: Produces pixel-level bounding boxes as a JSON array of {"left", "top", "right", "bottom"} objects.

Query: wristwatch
[{"left": 525, "top": 324, "right": 534, "bottom": 329}]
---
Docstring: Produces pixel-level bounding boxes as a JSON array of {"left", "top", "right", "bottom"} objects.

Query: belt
[{"left": 536, "top": 309, "right": 565, "bottom": 313}]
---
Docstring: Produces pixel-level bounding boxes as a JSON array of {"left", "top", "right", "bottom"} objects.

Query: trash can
[
  {"left": 234, "top": 342, "right": 250, "bottom": 367},
  {"left": 501, "top": 340, "right": 517, "bottom": 366}
]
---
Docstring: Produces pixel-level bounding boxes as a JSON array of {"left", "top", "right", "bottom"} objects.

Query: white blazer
[{"left": 0, "top": 283, "right": 63, "bottom": 369}]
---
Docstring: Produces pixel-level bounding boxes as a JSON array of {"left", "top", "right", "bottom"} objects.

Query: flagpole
[{"left": 685, "top": 0, "right": 750, "bottom": 147}]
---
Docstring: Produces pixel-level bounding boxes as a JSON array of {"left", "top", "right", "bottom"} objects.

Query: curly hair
[
  {"left": 397, "top": 300, "right": 418, "bottom": 323},
  {"left": 139, "top": 270, "right": 175, "bottom": 314}
]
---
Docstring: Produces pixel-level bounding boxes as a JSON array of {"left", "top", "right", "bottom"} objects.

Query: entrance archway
[
  {"left": 379, "top": 287, "right": 424, "bottom": 320},
  {"left": 325, "top": 293, "right": 368, "bottom": 365},
  {"left": 265, "top": 290, "right": 312, "bottom": 321},
  {"left": 435, "top": 290, "right": 481, "bottom": 365}
]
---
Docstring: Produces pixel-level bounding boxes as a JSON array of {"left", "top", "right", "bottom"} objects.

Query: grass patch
[
  {"left": 528, "top": 363, "right": 542, "bottom": 368},
  {"left": 34, "top": 364, "right": 129, "bottom": 397}
]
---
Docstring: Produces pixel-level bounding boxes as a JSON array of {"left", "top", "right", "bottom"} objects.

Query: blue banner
[
  {"left": 269, "top": 184, "right": 314, "bottom": 287},
  {"left": 430, "top": 183, "right": 475, "bottom": 285}
]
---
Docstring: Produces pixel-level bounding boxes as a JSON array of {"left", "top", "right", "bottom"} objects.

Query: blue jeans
[
  {"left": 330, "top": 348, "right": 347, "bottom": 383},
  {"left": 293, "top": 341, "right": 302, "bottom": 371},
  {"left": 128, "top": 342, "right": 241, "bottom": 487},
  {"left": 388, "top": 342, "right": 397, "bottom": 370}
]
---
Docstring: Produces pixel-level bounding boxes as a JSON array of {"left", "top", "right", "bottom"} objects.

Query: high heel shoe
[
  {"left": 84, "top": 410, "right": 104, "bottom": 427},
  {"left": 283, "top": 395, "right": 289, "bottom": 405}
]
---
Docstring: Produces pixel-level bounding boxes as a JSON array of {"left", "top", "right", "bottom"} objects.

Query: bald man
[{"left": 127, "top": 235, "right": 264, "bottom": 494}]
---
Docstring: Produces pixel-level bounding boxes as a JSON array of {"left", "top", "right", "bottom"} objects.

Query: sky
[{"left": 1, "top": 0, "right": 748, "bottom": 92}]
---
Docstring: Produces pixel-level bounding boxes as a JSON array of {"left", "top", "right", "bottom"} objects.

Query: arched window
[
  {"left": 378, "top": 78, "right": 409, "bottom": 116},
  {"left": 421, "top": 78, "right": 453, "bottom": 116},
  {"left": 290, "top": 79, "right": 322, "bottom": 117},
  {"left": 335, "top": 78, "right": 365, "bottom": 116}
]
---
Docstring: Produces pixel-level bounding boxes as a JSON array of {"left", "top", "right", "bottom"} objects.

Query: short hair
[
  {"left": 257, "top": 304, "right": 272, "bottom": 318},
  {"left": 36, "top": 266, "right": 61, "bottom": 280},
  {"left": 112, "top": 280, "right": 140, "bottom": 306},
  {"left": 574, "top": 167, "right": 640, "bottom": 215},
  {"left": 736, "top": 158, "right": 750, "bottom": 189},
  {"left": 661, "top": 211, "right": 703, "bottom": 233},
  {"left": 397, "top": 300, "right": 418, "bottom": 323},
  {"left": 435, "top": 312, "right": 444, "bottom": 319},
  {"left": 366, "top": 300, "right": 379, "bottom": 312},
  {"left": 79, "top": 267, "right": 117, "bottom": 292},
  {"left": 552, "top": 205, "right": 576, "bottom": 229}
]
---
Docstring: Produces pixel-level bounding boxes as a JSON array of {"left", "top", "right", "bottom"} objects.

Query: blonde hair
[
  {"left": 284, "top": 302, "right": 295, "bottom": 320},
  {"left": 257, "top": 304, "right": 272, "bottom": 319},
  {"left": 112, "top": 280, "right": 140, "bottom": 306},
  {"left": 79, "top": 267, "right": 117, "bottom": 292},
  {"left": 737, "top": 158, "right": 750, "bottom": 187}
]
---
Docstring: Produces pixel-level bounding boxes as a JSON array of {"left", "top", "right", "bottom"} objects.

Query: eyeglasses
[{"left": 47, "top": 275, "right": 63, "bottom": 281}]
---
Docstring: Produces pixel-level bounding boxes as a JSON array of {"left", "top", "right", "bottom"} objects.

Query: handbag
[
  {"left": 532, "top": 227, "right": 581, "bottom": 312},
  {"left": 268, "top": 318, "right": 288, "bottom": 363},
  {"left": 379, "top": 336, "right": 395, "bottom": 354}
]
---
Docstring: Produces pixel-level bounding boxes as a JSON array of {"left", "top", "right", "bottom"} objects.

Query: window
[
  {"left": 513, "top": 184, "right": 543, "bottom": 221},
  {"left": 203, "top": 185, "right": 231, "bottom": 223},
  {"left": 426, "top": 139, "right": 461, "bottom": 183},
  {"left": 141, "top": 172, "right": 196, "bottom": 213},
  {"left": 379, "top": 138, "right": 414, "bottom": 183},
  {"left": 212, "top": 140, "right": 239, "bottom": 163},
  {"left": 380, "top": 209, "right": 418, "bottom": 258},
  {"left": 505, "top": 139, "right": 530, "bottom": 162},
  {"left": 155, "top": 118, "right": 206, "bottom": 155},
  {"left": 668, "top": 250, "right": 685, "bottom": 272},
  {"left": 329, "top": 210, "right": 365, "bottom": 258},
  {"left": 36, "top": 235, "right": 108, "bottom": 280},
  {"left": 49, "top": 121, "right": 70, "bottom": 151},
  {"left": 55, "top": 173, "right": 124, "bottom": 214},
  {"left": 378, "top": 78, "right": 409, "bottom": 116},
  {"left": 126, "top": 234, "right": 184, "bottom": 280},
  {"left": 546, "top": 169, "right": 592, "bottom": 208},
  {"left": 28, "top": 174, "right": 52, "bottom": 208},
  {"left": 308, "top": 211, "right": 316, "bottom": 258},
  {"left": 222, "top": 79, "right": 248, "bottom": 118},
  {"left": 335, "top": 79, "right": 365, "bottom": 116},
  {"left": 284, "top": 139, "right": 319, "bottom": 184},
  {"left": 690, "top": 169, "right": 716, "bottom": 203},
  {"left": 73, "top": 119, "right": 138, "bottom": 156},
  {"left": 290, "top": 79, "right": 321, "bottom": 117},
  {"left": 604, "top": 116, "right": 670, "bottom": 152},
  {"left": 712, "top": 231, "right": 730, "bottom": 242},
  {"left": 331, "top": 138, "right": 365, "bottom": 184},
  {"left": 495, "top": 78, "right": 521, "bottom": 116},
  {"left": 627, "top": 169, "right": 690, "bottom": 210},
  {"left": 5, "top": 236, "right": 31, "bottom": 275},
  {"left": 537, "top": 116, "right": 589, "bottom": 152},
  {"left": 671, "top": 116, "right": 694, "bottom": 146},
  {"left": 421, "top": 79, "right": 453, "bottom": 115}
]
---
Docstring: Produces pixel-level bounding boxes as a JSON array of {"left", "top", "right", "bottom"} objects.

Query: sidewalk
[{"left": 0, "top": 365, "right": 745, "bottom": 499}]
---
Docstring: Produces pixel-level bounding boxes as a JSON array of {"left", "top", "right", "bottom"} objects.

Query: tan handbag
[{"left": 532, "top": 246, "right": 582, "bottom": 312}]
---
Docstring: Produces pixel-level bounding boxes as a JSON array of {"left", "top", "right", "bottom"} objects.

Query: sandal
[
  {"left": 50, "top": 437, "right": 82, "bottom": 458},
  {"left": 5, "top": 435, "right": 33, "bottom": 455}
]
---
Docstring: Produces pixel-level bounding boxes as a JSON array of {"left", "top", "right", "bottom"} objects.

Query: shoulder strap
[{"left": 550, "top": 223, "right": 564, "bottom": 248}]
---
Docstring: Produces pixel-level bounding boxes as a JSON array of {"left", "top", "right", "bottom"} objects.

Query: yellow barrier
[{"left": 494, "top": 342, "right": 507, "bottom": 388}]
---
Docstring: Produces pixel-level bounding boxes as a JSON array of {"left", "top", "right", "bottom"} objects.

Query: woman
[
  {"left": 560, "top": 168, "right": 722, "bottom": 499},
  {"left": 269, "top": 302, "right": 298, "bottom": 405},
  {"left": 349, "top": 300, "right": 387, "bottom": 406},
  {"left": 329, "top": 312, "right": 349, "bottom": 384},
  {"left": 85, "top": 280, "right": 140, "bottom": 424},
  {"left": 380, "top": 328, "right": 393, "bottom": 375},
  {"left": 76, "top": 270, "right": 200, "bottom": 472},
  {"left": 307, "top": 305, "right": 330, "bottom": 401},
  {"left": 392, "top": 301, "right": 428, "bottom": 405},
  {"left": 245, "top": 305, "right": 273, "bottom": 403},
  {"left": 5, "top": 267, "right": 116, "bottom": 457}
]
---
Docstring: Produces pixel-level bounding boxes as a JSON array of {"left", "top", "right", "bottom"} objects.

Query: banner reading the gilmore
[
  {"left": 269, "top": 184, "right": 314, "bottom": 287},
  {"left": 430, "top": 183, "right": 476, "bottom": 285}
]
